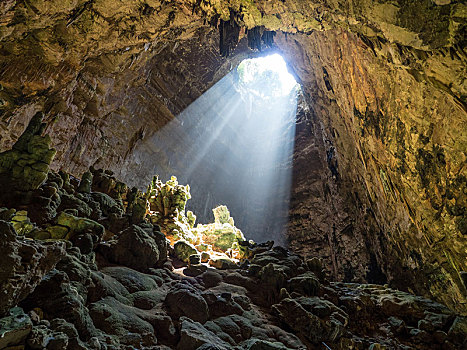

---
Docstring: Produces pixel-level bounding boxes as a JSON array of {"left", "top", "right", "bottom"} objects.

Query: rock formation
[
  {"left": 0, "top": 116, "right": 466, "bottom": 349},
  {"left": 0, "top": 0, "right": 466, "bottom": 348}
]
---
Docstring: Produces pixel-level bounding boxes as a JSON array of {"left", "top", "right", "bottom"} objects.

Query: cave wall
[
  {"left": 0, "top": 0, "right": 466, "bottom": 312},
  {"left": 276, "top": 28, "right": 466, "bottom": 311}
]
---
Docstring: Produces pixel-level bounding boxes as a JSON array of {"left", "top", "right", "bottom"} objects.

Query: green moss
[
  {"left": 173, "top": 240, "right": 197, "bottom": 262},
  {"left": 213, "top": 205, "right": 230, "bottom": 224},
  {"left": 56, "top": 211, "right": 104, "bottom": 240},
  {"left": 0, "top": 112, "right": 56, "bottom": 191}
]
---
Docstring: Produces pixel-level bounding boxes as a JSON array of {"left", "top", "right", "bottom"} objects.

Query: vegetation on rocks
[{"left": 0, "top": 115, "right": 465, "bottom": 349}]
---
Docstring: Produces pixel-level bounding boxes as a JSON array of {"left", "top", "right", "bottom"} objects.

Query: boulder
[
  {"left": 288, "top": 272, "right": 320, "bottom": 296},
  {"left": 101, "top": 225, "right": 163, "bottom": 271},
  {"left": 174, "top": 240, "right": 198, "bottom": 262},
  {"left": 448, "top": 316, "right": 467, "bottom": 346},
  {"left": 165, "top": 283, "right": 209, "bottom": 323},
  {"left": 209, "top": 257, "right": 237, "bottom": 270}
]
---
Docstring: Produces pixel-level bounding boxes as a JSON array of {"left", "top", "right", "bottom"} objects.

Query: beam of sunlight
[{"left": 131, "top": 54, "right": 299, "bottom": 245}]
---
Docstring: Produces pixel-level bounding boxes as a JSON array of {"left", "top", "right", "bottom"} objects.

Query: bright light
[
  {"left": 127, "top": 54, "right": 299, "bottom": 246},
  {"left": 237, "top": 53, "right": 298, "bottom": 98}
]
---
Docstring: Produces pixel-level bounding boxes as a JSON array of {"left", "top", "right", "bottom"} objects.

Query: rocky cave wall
[{"left": 0, "top": 0, "right": 466, "bottom": 312}]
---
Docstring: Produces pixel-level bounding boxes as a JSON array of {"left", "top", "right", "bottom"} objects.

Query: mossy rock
[
  {"left": 46, "top": 225, "right": 69, "bottom": 239},
  {"left": 213, "top": 230, "right": 238, "bottom": 251},
  {"left": 173, "top": 240, "right": 198, "bottom": 262},
  {"left": 213, "top": 205, "right": 230, "bottom": 224},
  {"left": 209, "top": 257, "right": 237, "bottom": 270},
  {"left": 11, "top": 211, "right": 34, "bottom": 235},
  {"left": 56, "top": 212, "right": 104, "bottom": 240}
]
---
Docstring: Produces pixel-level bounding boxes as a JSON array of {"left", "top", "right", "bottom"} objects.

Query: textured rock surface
[
  {"left": 0, "top": 0, "right": 465, "bottom": 313},
  {"left": 0, "top": 220, "right": 65, "bottom": 317},
  {"left": 0, "top": 130, "right": 464, "bottom": 349}
]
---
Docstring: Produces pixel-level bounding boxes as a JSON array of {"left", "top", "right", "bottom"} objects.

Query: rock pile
[{"left": 0, "top": 115, "right": 466, "bottom": 349}]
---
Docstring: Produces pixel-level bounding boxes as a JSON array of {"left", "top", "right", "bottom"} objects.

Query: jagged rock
[
  {"left": 77, "top": 171, "right": 93, "bottom": 193},
  {"left": 55, "top": 211, "right": 104, "bottom": 242},
  {"left": 0, "top": 307, "right": 32, "bottom": 348},
  {"left": 90, "top": 192, "right": 123, "bottom": 217},
  {"left": 177, "top": 317, "right": 230, "bottom": 350},
  {"left": 57, "top": 193, "right": 92, "bottom": 219},
  {"left": 194, "top": 205, "right": 245, "bottom": 252},
  {"left": 0, "top": 221, "right": 65, "bottom": 317},
  {"left": 202, "top": 291, "right": 244, "bottom": 319},
  {"left": 100, "top": 224, "right": 163, "bottom": 271},
  {"left": 165, "top": 283, "right": 209, "bottom": 323},
  {"left": 288, "top": 272, "right": 320, "bottom": 296},
  {"left": 20, "top": 269, "right": 98, "bottom": 340},
  {"left": 0, "top": 112, "right": 56, "bottom": 195},
  {"left": 272, "top": 297, "right": 346, "bottom": 344},
  {"left": 26, "top": 324, "right": 69, "bottom": 350}
]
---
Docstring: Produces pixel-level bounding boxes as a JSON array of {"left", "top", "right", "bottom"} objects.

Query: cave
[{"left": 0, "top": 1, "right": 466, "bottom": 349}]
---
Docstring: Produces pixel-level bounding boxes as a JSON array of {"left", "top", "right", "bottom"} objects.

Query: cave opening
[{"left": 139, "top": 53, "right": 300, "bottom": 245}]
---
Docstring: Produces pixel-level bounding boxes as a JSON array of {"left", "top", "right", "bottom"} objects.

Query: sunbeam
[{"left": 132, "top": 53, "right": 299, "bottom": 245}]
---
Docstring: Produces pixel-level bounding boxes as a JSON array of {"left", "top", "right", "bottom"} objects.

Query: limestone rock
[
  {"left": 272, "top": 298, "right": 346, "bottom": 344},
  {"left": 100, "top": 224, "right": 164, "bottom": 271},
  {"left": 0, "top": 307, "right": 32, "bottom": 349},
  {"left": 209, "top": 257, "right": 238, "bottom": 270},
  {"left": 177, "top": 317, "right": 230, "bottom": 350},
  {"left": 165, "top": 283, "right": 209, "bottom": 323},
  {"left": 0, "top": 220, "right": 65, "bottom": 316},
  {"left": 174, "top": 240, "right": 198, "bottom": 263},
  {"left": 0, "top": 112, "right": 56, "bottom": 195}
]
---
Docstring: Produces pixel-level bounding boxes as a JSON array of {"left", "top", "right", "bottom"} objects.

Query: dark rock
[
  {"left": 0, "top": 220, "right": 65, "bottom": 316},
  {"left": 101, "top": 266, "right": 159, "bottom": 293},
  {"left": 177, "top": 317, "right": 230, "bottom": 350},
  {"left": 165, "top": 283, "right": 209, "bottom": 323},
  {"left": 288, "top": 272, "right": 320, "bottom": 296},
  {"left": 91, "top": 192, "right": 123, "bottom": 216},
  {"left": 20, "top": 269, "right": 98, "bottom": 340},
  {"left": 209, "top": 257, "right": 238, "bottom": 270},
  {"left": 57, "top": 193, "right": 92, "bottom": 218},
  {"left": 243, "top": 338, "right": 290, "bottom": 350},
  {"left": 272, "top": 298, "right": 345, "bottom": 344},
  {"left": 88, "top": 296, "right": 154, "bottom": 340},
  {"left": 0, "top": 307, "right": 32, "bottom": 348},
  {"left": 184, "top": 264, "right": 208, "bottom": 277},
  {"left": 189, "top": 253, "right": 201, "bottom": 265},
  {"left": 149, "top": 314, "right": 178, "bottom": 345},
  {"left": 100, "top": 225, "right": 162, "bottom": 271},
  {"left": 77, "top": 171, "right": 93, "bottom": 193},
  {"left": 447, "top": 316, "right": 467, "bottom": 345},
  {"left": 201, "top": 270, "right": 223, "bottom": 288}
]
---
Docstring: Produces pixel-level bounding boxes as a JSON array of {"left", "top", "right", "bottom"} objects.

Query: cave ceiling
[{"left": 0, "top": 0, "right": 466, "bottom": 312}]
